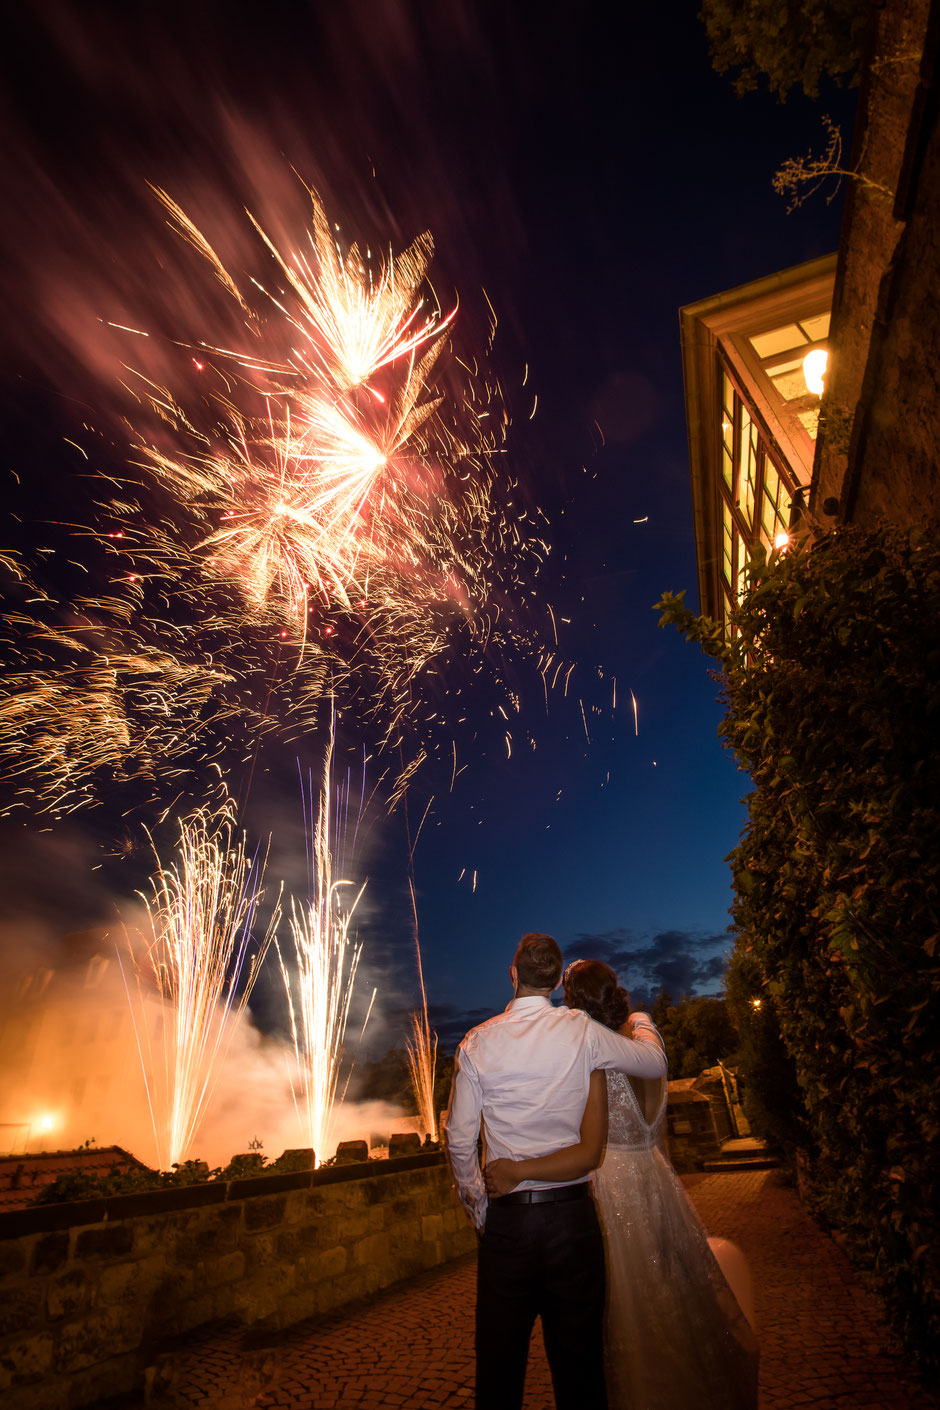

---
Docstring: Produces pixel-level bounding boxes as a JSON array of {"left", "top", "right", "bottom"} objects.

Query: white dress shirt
[{"left": 445, "top": 996, "right": 667, "bottom": 1230}]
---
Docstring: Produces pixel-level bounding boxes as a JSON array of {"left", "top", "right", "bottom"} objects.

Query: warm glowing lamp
[
  {"left": 802, "top": 348, "right": 828, "bottom": 396},
  {"left": 39, "top": 1115, "right": 54, "bottom": 1132},
  {"left": 774, "top": 530, "right": 790, "bottom": 551},
  {"left": 750, "top": 998, "right": 763, "bottom": 1011}
]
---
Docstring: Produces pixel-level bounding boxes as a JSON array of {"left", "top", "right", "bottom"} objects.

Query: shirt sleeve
[
  {"left": 443, "top": 1041, "right": 488, "bottom": 1231},
  {"left": 589, "top": 1012, "right": 668, "bottom": 1077}
]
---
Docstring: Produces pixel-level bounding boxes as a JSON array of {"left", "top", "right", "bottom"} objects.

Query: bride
[{"left": 484, "top": 960, "right": 759, "bottom": 1410}]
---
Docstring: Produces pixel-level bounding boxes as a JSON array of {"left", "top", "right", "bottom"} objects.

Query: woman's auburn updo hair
[{"left": 562, "top": 959, "right": 630, "bottom": 1031}]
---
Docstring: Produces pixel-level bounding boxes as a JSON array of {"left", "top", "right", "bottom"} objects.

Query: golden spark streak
[
  {"left": 404, "top": 880, "right": 438, "bottom": 1143},
  {"left": 127, "top": 805, "right": 280, "bottom": 1169},
  {"left": 276, "top": 720, "right": 367, "bottom": 1166}
]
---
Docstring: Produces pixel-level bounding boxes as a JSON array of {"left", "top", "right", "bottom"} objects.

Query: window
[
  {"left": 759, "top": 459, "right": 790, "bottom": 551},
  {"left": 722, "top": 502, "right": 734, "bottom": 589},
  {"left": 748, "top": 313, "right": 830, "bottom": 450},
  {"left": 717, "top": 359, "right": 801, "bottom": 630},
  {"left": 721, "top": 373, "right": 735, "bottom": 491},
  {"left": 736, "top": 528, "right": 748, "bottom": 603}
]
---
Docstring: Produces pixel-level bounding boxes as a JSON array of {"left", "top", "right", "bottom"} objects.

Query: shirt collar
[{"left": 508, "top": 995, "right": 554, "bottom": 1010}]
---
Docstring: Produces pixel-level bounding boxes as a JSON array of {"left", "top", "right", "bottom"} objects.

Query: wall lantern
[{"left": 802, "top": 348, "right": 828, "bottom": 397}]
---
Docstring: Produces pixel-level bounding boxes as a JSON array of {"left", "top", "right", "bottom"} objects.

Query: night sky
[{"left": 0, "top": 1, "right": 853, "bottom": 1057}]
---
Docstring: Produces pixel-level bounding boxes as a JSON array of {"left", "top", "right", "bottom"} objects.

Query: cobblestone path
[{"left": 163, "top": 1170, "right": 934, "bottom": 1409}]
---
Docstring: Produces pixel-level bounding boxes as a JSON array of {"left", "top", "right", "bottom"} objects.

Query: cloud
[
  {"left": 426, "top": 1003, "right": 496, "bottom": 1053},
  {"left": 567, "top": 927, "right": 733, "bottom": 1010}
]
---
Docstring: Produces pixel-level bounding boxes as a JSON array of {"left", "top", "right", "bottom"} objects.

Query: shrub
[
  {"left": 32, "top": 1148, "right": 312, "bottom": 1204},
  {"left": 658, "top": 524, "right": 940, "bottom": 1379}
]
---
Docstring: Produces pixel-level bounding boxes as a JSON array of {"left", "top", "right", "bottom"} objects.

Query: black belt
[{"left": 492, "top": 1183, "right": 590, "bottom": 1206}]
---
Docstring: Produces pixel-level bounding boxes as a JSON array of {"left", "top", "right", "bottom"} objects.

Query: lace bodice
[{"left": 606, "top": 1071, "right": 667, "bottom": 1150}]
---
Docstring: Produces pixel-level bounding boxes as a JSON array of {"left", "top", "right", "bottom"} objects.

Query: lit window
[
  {"left": 721, "top": 373, "right": 735, "bottom": 490},
  {"left": 798, "top": 313, "right": 831, "bottom": 342},
  {"left": 737, "top": 404, "right": 752, "bottom": 525},
  {"left": 759, "top": 459, "right": 791, "bottom": 552},
  {"left": 741, "top": 417, "right": 759, "bottom": 527},
  {"left": 766, "top": 359, "right": 809, "bottom": 401},
  {"left": 749, "top": 323, "right": 806, "bottom": 359},
  {"left": 722, "top": 502, "right": 734, "bottom": 588},
  {"left": 736, "top": 529, "right": 748, "bottom": 603}
]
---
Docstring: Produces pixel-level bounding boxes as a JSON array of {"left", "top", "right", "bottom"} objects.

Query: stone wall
[
  {"left": 665, "top": 1084, "right": 722, "bottom": 1173},
  {"left": 0, "top": 1153, "right": 475, "bottom": 1410}
]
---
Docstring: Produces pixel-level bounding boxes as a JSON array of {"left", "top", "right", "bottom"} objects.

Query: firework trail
[
  {"left": 276, "top": 719, "right": 370, "bottom": 1166},
  {"left": 404, "top": 880, "right": 438, "bottom": 1142},
  {"left": 126, "top": 805, "right": 280, "bottom": 1169}
]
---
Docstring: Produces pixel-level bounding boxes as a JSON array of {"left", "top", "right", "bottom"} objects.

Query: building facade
[{"left": 680, "top": 254, "right": 836, "bottom": 625}]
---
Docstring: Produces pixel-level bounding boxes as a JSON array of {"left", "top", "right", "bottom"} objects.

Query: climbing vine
[{"left": 658, "top": 524, "right": 940, "bottom": 1380}]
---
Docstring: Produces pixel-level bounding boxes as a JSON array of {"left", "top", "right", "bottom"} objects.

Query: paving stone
[{"left": 150, "top": 1170, "right": 933, "bottom": 1409}]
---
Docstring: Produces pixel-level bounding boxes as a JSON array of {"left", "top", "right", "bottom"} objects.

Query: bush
[
  {"left": 32, "top": 1148, "right": 312, "bottom": 1204},
  {"left": 658, "top": 525, "right": 940, "bottom": 1380},
  {"left": 724, "top": 943, "right": 807, "bottom": 1159}
]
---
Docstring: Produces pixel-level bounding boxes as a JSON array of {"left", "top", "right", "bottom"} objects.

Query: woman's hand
[{"left": 484, "top": 1158, "right": 522, "bottom": 1197}]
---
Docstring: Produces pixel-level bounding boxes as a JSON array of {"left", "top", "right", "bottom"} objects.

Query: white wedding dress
[{"left": 593, "top": 1072, "right": 759, "bottom": 1410}]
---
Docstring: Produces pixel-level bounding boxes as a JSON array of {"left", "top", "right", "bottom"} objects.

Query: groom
[{"left": 445, "top": 932, "right": 666, "bottom": 1410}]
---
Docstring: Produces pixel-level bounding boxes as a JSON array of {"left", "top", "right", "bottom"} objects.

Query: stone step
[{"left": 701, "top": 1155, "right": 780, "bottom": 1172}]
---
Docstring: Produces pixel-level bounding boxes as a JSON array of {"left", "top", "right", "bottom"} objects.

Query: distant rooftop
[{"left": 0, "top": 1145, "right": 150, "bottom": 1211}]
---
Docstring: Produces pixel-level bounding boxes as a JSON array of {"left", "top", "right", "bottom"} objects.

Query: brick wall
[{"left": 0, "top": 1153, "right": 475, "bottom": 1409}]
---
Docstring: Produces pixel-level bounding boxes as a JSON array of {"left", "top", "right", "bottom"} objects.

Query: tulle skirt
[{"left": 594, "top": 1146, "right": 759, "bottom": 1410}]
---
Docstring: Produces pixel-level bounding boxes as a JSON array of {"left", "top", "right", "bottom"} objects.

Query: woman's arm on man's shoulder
[
  {"left": 591, "top": 1012, "right": 667, "bottom": 1078},
  {"left": 484, "top": 1069, "right": 609, "bottom": 1198}
]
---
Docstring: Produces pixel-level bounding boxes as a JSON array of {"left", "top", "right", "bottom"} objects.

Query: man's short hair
[{"left": 513, "top": 932, "right": 563, "bottom": 990}]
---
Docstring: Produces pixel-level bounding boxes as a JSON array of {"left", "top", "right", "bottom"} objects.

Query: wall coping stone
[
  {"left": 225, "top": 1171, "right": 314, "bottom": 1200},
  {"left": 0, "top": 1151, "right": 447, "bottom": 1240},
  {"left": 312, "top": 1152, "right": 443, "bottom": 1187},
  {"left": 101, "top": 1179, "right": 229, "bottom": 1220}
]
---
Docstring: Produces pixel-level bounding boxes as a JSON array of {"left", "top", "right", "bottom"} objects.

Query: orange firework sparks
[
  {"left": 0, "top": 179, "right": 551, "bottom": 818},
  {"left": 404, "top": 877, "right": 438, "bottom": 1144},
  {"left": 134, "top": 182, "right": 492, "bottom": 656},
  {"left": 124, "top": 804, "right": 280, "bottom": 1169}
]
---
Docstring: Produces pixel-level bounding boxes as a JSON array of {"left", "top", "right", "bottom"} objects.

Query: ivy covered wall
[{"left": 659, "top": 525, "right": 940, "bottom": 1382}]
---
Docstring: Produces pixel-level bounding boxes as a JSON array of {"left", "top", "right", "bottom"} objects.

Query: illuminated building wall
[{"left": 680, "top": 254, "right": 836, "bottom": 629}]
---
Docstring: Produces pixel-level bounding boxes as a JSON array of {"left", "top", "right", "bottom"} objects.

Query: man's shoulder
[
  {"left": 459, "top": 1001, "right": 589, "bottom": 1050},
  {"left": 459, "top": 1008, "right": 511, "bottom": 1051}
]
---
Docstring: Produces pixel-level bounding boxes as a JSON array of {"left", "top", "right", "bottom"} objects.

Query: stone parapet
[{"left": 0, "top": 1153, "right": 475, "bottom": 1409}]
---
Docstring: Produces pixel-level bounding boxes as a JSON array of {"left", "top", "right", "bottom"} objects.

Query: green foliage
[
  {"left": 658, "top": 525, "right": 940, "bottom": 1378},
  {"left": 724, "top": 944, "right": 808, "bottom": 1157},
  {"left": 654, "top": 992, "right": 739, "bottom": 1078},
  {"left": 32, "top": 1147, "right": 313, "bottom": 1205},
  {"left": 699, "top": 0, "right": 870, "bottom": 99}
]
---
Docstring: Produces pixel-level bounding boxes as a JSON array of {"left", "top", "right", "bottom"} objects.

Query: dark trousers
[{"left": 475, "top": 1195, "right": 608, "bottom": 1410}]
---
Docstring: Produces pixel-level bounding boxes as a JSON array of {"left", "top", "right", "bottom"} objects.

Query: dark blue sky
[{"left": 0, "top": 1, "right": 852, "bottom": 1052}]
